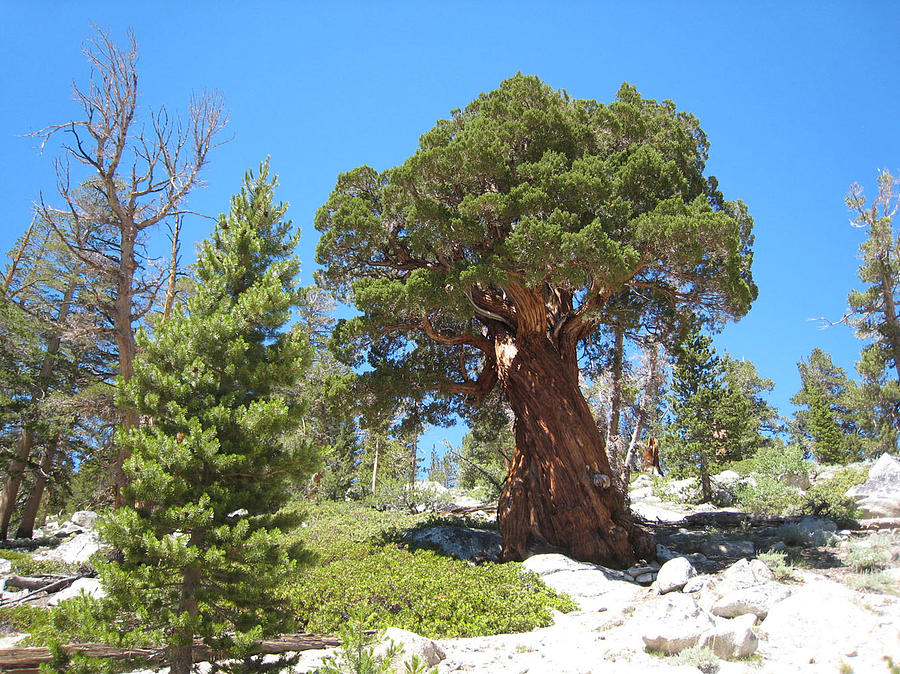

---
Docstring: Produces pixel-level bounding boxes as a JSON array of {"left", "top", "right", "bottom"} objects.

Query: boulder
[
  {"left": 640, "top": 593, "right": 716, "bottom": 654},
  {"left": 373, "top": 627, "right": 446, "bottom": 671},
  {"left": 33, "top": 530, "right": 101, "bottom": 565},
  {"left": 793, "top": 515, "right": 838, "bottom": 545},
  {"left": 0, "top": 558, "right": 11, "bottom": 574},
  {"left": 710, "top": 582, "right": 792, "bottom": 619},
  {"left": 69, "top": 510, "right": 99, "bottom": 529},
  {"left": 655, "top": 556, "right": 697, "bottom": 594},
  {"left": 713, "top": 558, "right": 773, "bottom": 596},
  {"left": 682, "top": 574, "right": 715, "bottom": 594},
  {"left": 47, "top": 577, "right": 106, "bottom": 606},
  {"left": 699, "top": 613, "right": 758, "bottom": 659},
  {"left": 522, "top": 553, "right": 641, "bottom": 611},
  {"left": 759, "top": 578, "right": 887, "bottom": 669},
  {"left": 404, "top": 526, "right": 501, "bottom": 561},
  {"left": 699, "top": 538, "right": 755, "bottom": 558},
  {"left": 712, "top": 470, "right": 742, "bottom": 487},
  {"left": 779, "top": 472, "right": 811, "bottom": 491},
  {"left": 846, "top": 453, "right": 900, "bottom": 518}
]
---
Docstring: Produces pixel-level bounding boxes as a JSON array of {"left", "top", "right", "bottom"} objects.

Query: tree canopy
[{"left": 317, "top": 75, "right": 755, "bottom": 412}]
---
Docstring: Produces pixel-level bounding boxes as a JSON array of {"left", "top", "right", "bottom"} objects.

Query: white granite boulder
[
  {"left": 655, "top": 556, "right": 697, "bottom": 594},
  {"left": 33, "top": 530, "right": 102, "bottom": 565},
  {"left": 846, "top": 453, "right": 900, "bottom": 518},
  {"left": 640, "top": 593, "right": 716, "bottom": 654},
  {"left": 47, "top": 577, "right": 106, "bottom": 605},
  {"left": 710, "top": 582, "right": 792, "bottom": 619},
  {"left": 373, "top": 627, "right": 446, "bottom": 671},
  {"left": 522, "top": 553, "right": 641, "bottom": 611},
  {"left": 699, "top": 613, "right": 758, "bottom": 659}
]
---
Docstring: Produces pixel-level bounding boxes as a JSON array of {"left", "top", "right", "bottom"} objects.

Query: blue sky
[{"left": 2, "top": 2, "right": 899, "bottom": 458}]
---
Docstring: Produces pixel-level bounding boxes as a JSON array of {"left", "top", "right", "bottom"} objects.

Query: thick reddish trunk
[{"left": 495, "top": 332, "right": 654, "bottom": 568}]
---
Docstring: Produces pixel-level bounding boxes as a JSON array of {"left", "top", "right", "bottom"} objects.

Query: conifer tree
[
  {"left": 100, "top": 162, "right": 313, "bottom": 674},
  {"left": 663, "top": 328, "right": 750, "bottom": 500}
]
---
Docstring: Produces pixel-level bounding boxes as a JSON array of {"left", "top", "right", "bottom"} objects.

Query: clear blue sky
[{"left": 2, "top": 2, "right": 899, "bottom": 458}]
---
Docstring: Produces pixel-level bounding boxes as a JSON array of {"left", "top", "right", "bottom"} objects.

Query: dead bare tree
[{"left": 33, "top": 27, "right": 227, "bottom": 506}]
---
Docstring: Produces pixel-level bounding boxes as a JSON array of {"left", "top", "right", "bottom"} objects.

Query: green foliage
[
  {"left": 732, "top": 443, "right": 809, "bottom": 516},
  {"left": 662, "top": 328, "right": 757, "bottom": 499},
  {"left": 845, "top": 534, "right": 893, "bottom": 572},
  {"left": 281, "top": 502, "right": 575, "bottom": 639},
  {"left": 846, "top": 570, "right": 898, "bottom": 595},
  {"left": 669, "top": 645, "right": 719, "bottom": 672},
  {"left": 844, "top": 170, "right": 900, "bottom": 453},
  {"left": 756, "top": 550, "right": 794, "bottom": 581},
  {"left": 0, "top": 596, "right": 161, "bottom": 673},
  {"left": 791, "top": 348, "right": 866, "bottom": 463},
  {"left": 317, "top": 611, "right": 404, "bottom": 674},
  {"left": 735, "top": 475, "right": 805, "bottom": 517},
  {"left": 803, "top": 466, "right": 869, "bottom": 526},
  {"left": 99, "top": 162, "right": 315, "bottom": 671},
  {"left": 455, "top": 392, "right": 511, "bottom": 500}
]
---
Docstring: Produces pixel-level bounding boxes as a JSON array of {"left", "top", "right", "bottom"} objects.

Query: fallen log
[
  {"left": 0, "top": 576, "right": 83, "bottom": 608},
  {"left": 4, "top": 575, "right": 77, "bottom": 592},
  {"left": 0, "top": 633, "right": 343, "bottom": 671}
]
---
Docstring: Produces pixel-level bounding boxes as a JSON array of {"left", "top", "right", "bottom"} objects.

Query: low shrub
[
  {"left": 845, "top": 535, "right": 892, "bottom": 572},
  {"left": 756, "top": 550, "right": 794, "bottom": 581},
  {"left": 281, "top": 502, "right": 576, "bottom": 638},
  {"left": 802, "top": 466, "right": 868, "bottom": 527},
  {"left": 734, "top": 475, "right": 805, "bottom": 517}
]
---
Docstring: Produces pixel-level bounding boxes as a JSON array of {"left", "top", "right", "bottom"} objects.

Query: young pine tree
[
  {"left": 663, "top": 328, "right": 750, "bottom": 501},
  {"left": 100, "top": 163, "right": 314, "bottom": 674}
]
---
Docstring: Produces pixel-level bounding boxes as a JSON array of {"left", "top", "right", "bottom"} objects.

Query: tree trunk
[
  {"left": 170, "top": 558, "right": 201, "bottom": 674},
  {"left": 111, "top": 228, "right": 139, "bottom": 507},
  {"left": 15, "top": 437, "right": 57, "bottom": 539},
  {"left": 495, "top": 332, "right": 654, "bottom": 568},
  {"left": 371, "top": 436, "right": 380, "bottom": 494},
  {"left": 0, "top": 278, "right": 76, "bottom": 539},
  {"left": 606, "top": 323, "right": 625, "bottom": 447},
  {"left": 623, "top": 343, "right": 662, "bottom": 489},
  {"left": 0, "top": 428, "right": 34, "bottom": 539}
]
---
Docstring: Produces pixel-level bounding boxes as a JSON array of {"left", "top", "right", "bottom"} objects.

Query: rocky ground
[{"left": 1, "top": 459, "right": 899, "bottom": 673}]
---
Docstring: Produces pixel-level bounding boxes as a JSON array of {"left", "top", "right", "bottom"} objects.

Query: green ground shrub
[
  {"left": 803, "top": 466, "right": 868, "bottom": 527},
  {"left": 281, "top": 502, "right": 575, "bottom": 638}
]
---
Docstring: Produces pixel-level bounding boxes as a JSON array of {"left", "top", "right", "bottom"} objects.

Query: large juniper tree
[
  {"left": 316, "top": 75, "right": 756, "bottom": 566},
  {"left": 101, "top": 163, "right": 313, "bottom": 673}
]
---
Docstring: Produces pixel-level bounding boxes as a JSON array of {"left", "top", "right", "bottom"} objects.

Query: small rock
[
  {"left": 699, "top": 613, "right": 758, "bottom": 659},
  {"left": 626, "top": 565, "right": 656, "bottom": 577},
  {"left": 718, "top": 558, "right": 772, "bottom": 592},
  {"left": 779, "top": 472, "right": 811, "bottom": 490},
  {"left": 0, "top": 559, "right": 11, "bottom": 574},
  {"left": 635, "top": 572, "right": 657, "bottom": 584},
  {"left": 769, "top": 541, "right": 787, "bottom": 552},
  {"left": 656, "top": 544, "right": 678, "bottom": 563},
  {"left": 656, "top": 556, "right": 697, "bottom": 594}
]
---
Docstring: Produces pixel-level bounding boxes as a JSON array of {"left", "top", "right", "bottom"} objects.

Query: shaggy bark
[{"left": 495, "top": 331, "right": 654, "bottom": 567}]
